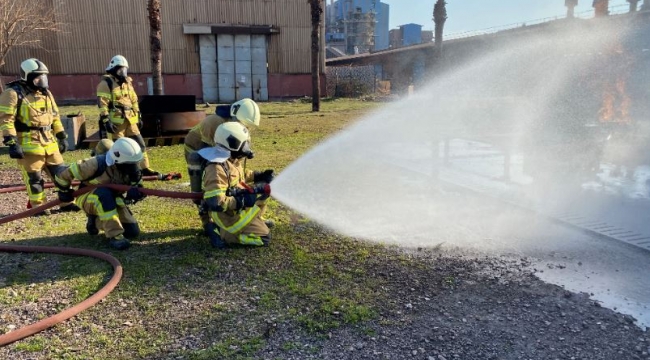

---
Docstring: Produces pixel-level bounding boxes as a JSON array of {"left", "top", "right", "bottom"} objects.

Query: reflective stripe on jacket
[
  {"left": 203, "top": 158, "right": 256, "bottom": 234},
  {"left": 96, "top": 75, "right": 139, "bottom": 125},
  {"left": 0, "top": 85, "right": 63, "bottom": 155}
]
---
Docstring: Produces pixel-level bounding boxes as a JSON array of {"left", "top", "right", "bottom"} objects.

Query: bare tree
[
  {"left": 148, "top": 0, "right": 163, "bottom": 95},
  {"left": 433, "top": 0, "right": 447, "bottom": 59},
  {"left": 309, "top": 0, "right": 323, "bottom": 112},
  {"left": 0, "top": 0, "right": 62, "bottom": 92}
]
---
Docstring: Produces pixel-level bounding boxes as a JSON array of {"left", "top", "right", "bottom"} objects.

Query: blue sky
[{"left": 381, "top": 0, "right": 635, "bottom": 35}]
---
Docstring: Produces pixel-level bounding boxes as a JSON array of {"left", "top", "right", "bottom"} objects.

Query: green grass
[{"left": 0, "top": 99, "right": 418, "bottom": 359}]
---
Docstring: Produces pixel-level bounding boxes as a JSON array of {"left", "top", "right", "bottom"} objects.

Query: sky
[{"left": 381, "top": 0, "right": 637, "bottom": 35}]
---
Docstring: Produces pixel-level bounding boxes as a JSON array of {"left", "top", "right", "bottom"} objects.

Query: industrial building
[
  {"left": 0, "top": 0, "right": 326, "bottom": 102},
  {"left": 325, "top": 0, "right": 389, "bottom": 55},
  {"left": 389, "top": 24, "right": 432, "bottom": 49}
]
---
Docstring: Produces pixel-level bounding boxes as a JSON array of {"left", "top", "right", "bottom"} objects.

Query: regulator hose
[{"left": 0, "top": 183, "right": 201, "bottom": 347}]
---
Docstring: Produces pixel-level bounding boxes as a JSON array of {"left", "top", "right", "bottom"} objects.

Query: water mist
[{"left": 272, "top": 18, "right": 650, "bottom": 327}]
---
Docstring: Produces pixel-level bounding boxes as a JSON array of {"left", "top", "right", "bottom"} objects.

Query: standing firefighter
[
  {"left": 55, "top": 138, "right": 147, "bottom": 250},
  {"left": 185, "top": 98, "right": 261, "bottom": 226},
  {"left": 198, "top": 122, "right": 274, "bottom": 249},
  {"left": 97, "top": 55, "right": 159, "bottom": 176},
  {"left": 0, "top": 59, "right": 77, "bottom": 213}
]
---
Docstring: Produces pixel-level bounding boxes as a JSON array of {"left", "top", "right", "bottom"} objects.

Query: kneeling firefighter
[
  {"left": 198, "top": 122, "right": 274, "bottom": 249},
  {"left": 185, "top": 98, "right": 261, "bottom": 226},
  {"left": 0, "top": 58, "right": 77, "bottom": 214},
  {"left": 55, "top": 138, "right": 147, "bottom": 250}
]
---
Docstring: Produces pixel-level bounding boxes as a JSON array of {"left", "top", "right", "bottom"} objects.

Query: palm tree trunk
[
  {"left": 310, "top": 0, "right": 323, "bottom": 112},
  {"left": 148, "top": 0, "right": 163, "bottom": 95},
  {"left": 433, "top": 0, "right": 447, "bottom": 59}
]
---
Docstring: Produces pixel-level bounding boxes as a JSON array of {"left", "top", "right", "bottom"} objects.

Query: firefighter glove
[
  {"left": 125, "top": 185, "right": 147, "bottom": 204},
  {"left": 4, "top": 136, "right": 24, "bottom": 159},
  {"left": 57, "top": 188, "right": 75, "bottom": 203},
  {"left": 100, "top": 116, "right": 117, "bottom": 134},
  {"left": 234, "top": 192, "right": 257, "bottom": 210},
  {"left": 137, "top": 112, "right": 143, "bottom": 130},
  {"left": 253, "top": 169, "right": 275, "bottom": 184},
  {"left": 56, "top": 132, "right": 69, "bottom": 153}
]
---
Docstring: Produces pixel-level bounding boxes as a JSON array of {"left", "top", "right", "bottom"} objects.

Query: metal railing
[{"left": 444, "top": 3, "right": 636, "bottom": 41}]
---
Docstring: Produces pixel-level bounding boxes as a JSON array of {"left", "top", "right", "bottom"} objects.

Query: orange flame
[{"left": 598, "top": 44, "right": 632, "bottom": 124}]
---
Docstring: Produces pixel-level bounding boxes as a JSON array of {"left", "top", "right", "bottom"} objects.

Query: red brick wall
[
  {"left": 268, "top": 74, "right": 327, "bottom": 100},
  {"left": 2, "top": 73, "right": 324, "bottom": 102},
  {"left": 1, "top": 74, "right": 203, "bottom": 103}
]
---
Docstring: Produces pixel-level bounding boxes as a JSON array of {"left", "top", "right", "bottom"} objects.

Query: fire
[{"left": 598, "top": 46, "right": 632, "bottom": 124}]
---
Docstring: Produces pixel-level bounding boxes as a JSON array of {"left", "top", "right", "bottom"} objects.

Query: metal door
[{"left": 202, "top": 34, "right": 268, "bottom": 102}]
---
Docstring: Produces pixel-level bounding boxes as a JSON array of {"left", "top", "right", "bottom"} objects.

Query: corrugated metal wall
[{"left": 2, "top": 0, "right": 324, "bottom": 76}]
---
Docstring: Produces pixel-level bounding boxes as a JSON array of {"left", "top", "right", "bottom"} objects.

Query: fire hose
[
  {"left": 0, "top": 172, "right": 182, "bottom": 195},
  {"left": 0, "top": 179, "right": 271, "bottom": 347},
  {"left": 0, "top": 181, "right": 199, "bottom": 347}
]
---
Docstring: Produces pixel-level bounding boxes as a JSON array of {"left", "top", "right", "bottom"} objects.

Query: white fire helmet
[
  {"left": 106, "top": 55, "right": 129, "bottom": 71},
  {"left": 230, "top": 98, "right": 260, "bottom": 127},
  {"left": 20, "top": 58, "right": 49, "bottom": 82},
  {"left": 214, "top": 122, "right": 250, "bottom": 151},
  {"left": 106, "top": 138, "right": 143, "bottom": 166}
]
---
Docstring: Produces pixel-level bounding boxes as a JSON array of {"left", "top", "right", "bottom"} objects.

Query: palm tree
[
  {"left": 433, "top": 0, "right": 447, "bottom": 59},
  {"left": 309, "top": 0, "right": 323, "bottom": 112},
  {"left": 147, "top": 0, "right": 163, "bottom": 95}
]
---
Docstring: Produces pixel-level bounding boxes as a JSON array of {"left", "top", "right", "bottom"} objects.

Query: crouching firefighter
[
  {"left": 198, "top": 122, "right": 275, "bottom": 249},
  {"left": 54, "top": 138, "right": 147, "bottom": 250},
  {"left": 0, "top": 58, "right": 77, "bottom": 214},
  {"left": 185, "top": 98, "right": 261, "bottom": 225},
  {"left": 96, "top": 55, "right": 159, "bottom": 177}
]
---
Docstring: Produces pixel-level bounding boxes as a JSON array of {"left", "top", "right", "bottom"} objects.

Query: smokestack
[
  {"left": 593, "top": 0, "right": 609, "bottom": 17},
  {"left": 566, "top": 0, "right": 578, "bottom": 18}
]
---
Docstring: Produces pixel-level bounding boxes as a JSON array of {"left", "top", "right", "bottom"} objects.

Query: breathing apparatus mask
[
  {"left": 231, "top": 140, "right": 254, "bottom": 160},
  {"left": 109, "top": 66, "right": 128, "bottom": 83},
  {"left": 116, "top": 162, "right": 142, "bottom": 184},
  {"left": 26, "top": 73, "right": 49, "bottom": 92}
]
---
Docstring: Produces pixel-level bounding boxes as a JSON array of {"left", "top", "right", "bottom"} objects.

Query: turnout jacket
[
  {"left": 203, "top": 158, "right": 258, "bottom": 232},
  {"left": 184, "top": 114, "right": 229, "bottom": 152},
  {"left": 0, "top": 83, "right": 63, "bottom": 155},
  {"left": 96, "top": 74, "right": 139, "bottom": 125},
  {"left": 56, "top": 155, "right": 142, "bottom": 189}
]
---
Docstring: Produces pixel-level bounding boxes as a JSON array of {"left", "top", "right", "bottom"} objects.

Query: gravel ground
[
  {"left": 250, "top": 251, "right": 649, "bottom": 360},
  {"left": 1, "top": 169, "right": 649, "bottom": 359}
]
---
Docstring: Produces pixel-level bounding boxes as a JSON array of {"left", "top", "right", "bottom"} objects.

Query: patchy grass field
[
  {"left": 0, "top": 99, "right": 389, "bottom": 358},
  {"left": 1, "top": 99, "right": 648, "bottom": 360}
]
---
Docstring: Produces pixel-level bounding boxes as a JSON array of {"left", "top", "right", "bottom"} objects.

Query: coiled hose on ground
[{"left": 0, "top": 179, "right": 200, "bottom": 347}]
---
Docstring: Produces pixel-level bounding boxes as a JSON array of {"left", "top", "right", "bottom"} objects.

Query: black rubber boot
[
  {"left": 204, "top": 223, "right": 226, "bottom": 249},
  {"left": 86, "top": 215, "right": 99, "bottom": 235},
  {"left": 59, "top": 203, "right": 81, "bottom": 212},
  {"left": 107, "top": 235, "right": 131, "bottom": 250},
  {"left": 261, "top": 232, "right": 271, "bottom": 247}
]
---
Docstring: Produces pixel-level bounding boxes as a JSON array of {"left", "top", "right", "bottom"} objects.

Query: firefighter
[
  {"left": 0, "top": 58, "right": 77, "bottom": 213},
  {"left": 198, "top": 122, "right": 274, "bottom": 249},
  {"left": 184, "top": 98, "right": 260, "bottom": 226},
  {"left": 96, "top": 55, "right": 159, "bottom": 177},
  {"left": 55, "top": 137, "right": 147, "bottom": 250},
  {"left": 91, "top": 138, "right": 114, "bottom": 156}
]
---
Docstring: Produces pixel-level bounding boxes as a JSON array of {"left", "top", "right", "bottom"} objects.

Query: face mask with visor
[
  {"left": 116, "top": 67, "right": 128, "bottom": 79},
  {"left": 31, "top": 74, "right": 49, "bottom": 90},
  {"left": 115, "top": 162, "right": 142, "bottom": 184}
]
